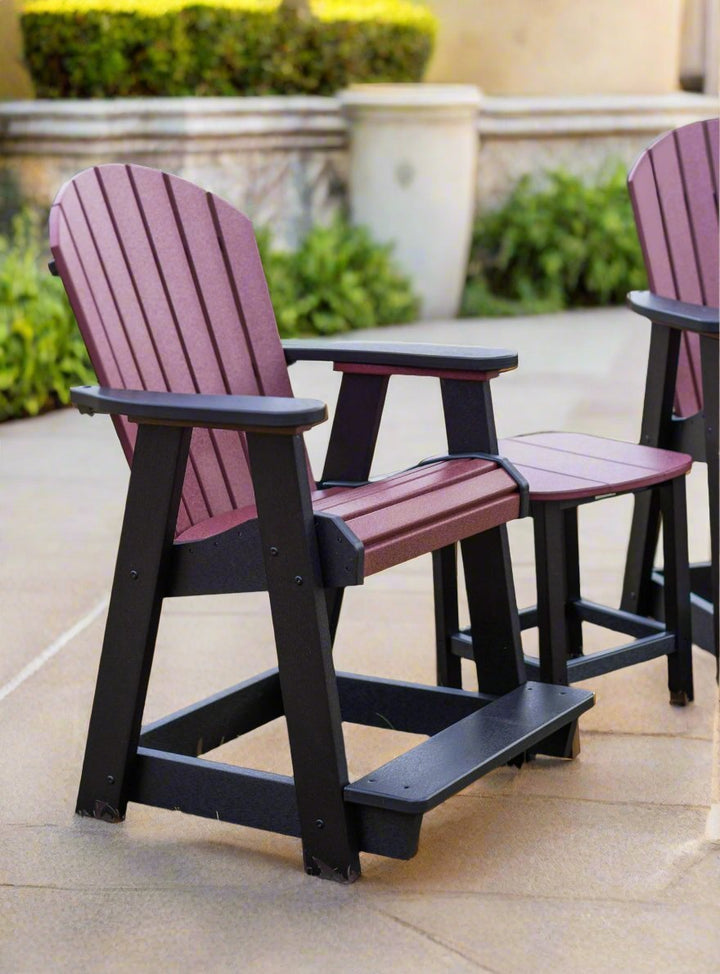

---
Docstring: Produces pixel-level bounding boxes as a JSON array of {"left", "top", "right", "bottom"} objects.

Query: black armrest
[
  {"left": 627, "top": 291, "right": 719, "bottom": 335},
  {"left": 282, "top": 340, "right": 518, "bottom": 374},
  {"left": 70, "top": 386, "right": 328, "bottom": 432}
]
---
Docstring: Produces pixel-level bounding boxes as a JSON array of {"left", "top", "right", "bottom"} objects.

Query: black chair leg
[
  {"left": 660, "top": 477, "right": 694, "bottom": 704},
  {"left": 563, "top": 507, "right": 584, "bottom": 659},
  {"left": 533, "top": 502, "right": 572, "bottom": 686},
  {"left": 700, "top": 334, "right": 719, "bottom": 662},
  {"left": 462, "top": 526, "right": 526, "bottom": 696},
  {"left": 248, "top": 431, "right": 360, "bottom": 882},
  {"left": 76, "top": 424, "right": 191, "bottom": 821},
  {"left": 433, "top": 544, "right": 462, "bottom": 688}
]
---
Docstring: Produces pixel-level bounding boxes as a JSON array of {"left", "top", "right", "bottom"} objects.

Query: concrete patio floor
[{"left": 1, "top": 307, "right": 718, "bottom": 972}]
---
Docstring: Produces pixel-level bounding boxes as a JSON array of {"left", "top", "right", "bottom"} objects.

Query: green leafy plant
[
  {"left": 259, "top": 219, "right": 419, "bottom": 336},
  {"left": 21, "top": 0, "right": 436, "bottom": 98},
  {"left": 0, "top": 213, "right": 94, "bottom": 421},
  {"left": 461, "top": 166, "right": 647, "bottom": 317}
]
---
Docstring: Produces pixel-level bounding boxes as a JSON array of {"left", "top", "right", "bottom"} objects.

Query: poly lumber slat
[
  {"left": 676, "top": 121, "right": 719, "bottom": 305},
  {"left": 315, "top": 459, "right": 498, "bottom": 520},
  {"left": 345, "top": 682, "right": 594, "bottom": 813},
  {"left": 500, "top": 433, "right": 691, "bottom": 502}
]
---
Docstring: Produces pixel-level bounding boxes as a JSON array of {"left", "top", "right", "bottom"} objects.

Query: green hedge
[
  {"left": 0, "top": 214, "right": 94, "bottom": 421},
  {"left": 260, "top": 217, "right": 419, "bottom": 335},
  {"left": 461, "top": 166, "right": 647, "bottom": 317},
  {"left": 21, "top": 0, "right": 437, "bottom": 98}
]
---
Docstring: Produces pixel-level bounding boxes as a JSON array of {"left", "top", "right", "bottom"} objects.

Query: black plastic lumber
[
  {"left": 646, "top": 569, "right": 715, "bottom": 656},
  {"left": 131, "top": 748, "right": 301, "bottom": 836},
  {"left": 283, "top": 339, "right": 518, "bottom": 374},
  {"left": 139, "top": 668, "right": 283, "bottom": 756},
  {"left": 70, "top": 385, "right": 328, "bottom": 431},
  {"left": 130, "top": 748, "right": 424, "bottom": 860},
  {"left": 336, "top": 672, "right": 495, "bottom": 736},
  {"left": 572, "top": 600, "right": 665, "bottom": 637},
  {"left": 344, "top": 682, "right": 594, "bottom": 814},
  {"left": 627, "top": 291, "right": 719, "bottom": 335},
  {"left": 523, "top": 633, "right": 676, "bottom": 682}
]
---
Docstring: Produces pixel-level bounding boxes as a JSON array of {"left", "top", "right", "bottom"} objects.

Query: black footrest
[{"left": 344, "top": 682, "right": 594, "bottom": 814}]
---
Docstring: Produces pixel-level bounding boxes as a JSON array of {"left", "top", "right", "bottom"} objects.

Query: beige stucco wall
[
  {"left": 425, "top": 0, "right": 685, "bottom": 95},
  {"left": 0, "top": 0, "right": 32, "bottom": 99}
]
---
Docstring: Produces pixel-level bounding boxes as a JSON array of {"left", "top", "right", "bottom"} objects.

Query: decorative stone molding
[
  {"left": 0, "top": 96, "right": 347, "bottom": 155},
  {"left": 1, "top": 92, "right": 718, "bottom": 242},
  {"left": 0, "top": 97, "right": 348, "bottom": 250},
  {"left": 475, "top": 92, "right": 720, "bottom": 209},
  {"left": 477, "top": 93, "right": 720, "bottom": 138}
]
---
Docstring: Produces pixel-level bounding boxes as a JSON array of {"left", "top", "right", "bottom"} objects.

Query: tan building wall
[
  {"left": 0, "top": 0, "right": 32, "bottom": 99},
  {"left": 0, "top": 0, "right": 713, "bottom": 100},
  {"left": 424, "top": 0, "right": 685, "bottom": 95}
]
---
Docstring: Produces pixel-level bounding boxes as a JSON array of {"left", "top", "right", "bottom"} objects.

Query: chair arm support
[
  {"left": 70, "top": 385, "right": 328, "bottom": 433},
  {"left": 627, "top": 291, "right": 719, "bottom": 335},
  {"left": 282, "top": 339, "right": 518, "bottom": 376}
]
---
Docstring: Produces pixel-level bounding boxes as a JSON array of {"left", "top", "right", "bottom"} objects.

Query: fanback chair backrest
[
  {"left": 627, "top": 117, "right": 719, "bottom": 419},
  {"left": 50, "top": 164, "right": 294, "bottom": 536}
]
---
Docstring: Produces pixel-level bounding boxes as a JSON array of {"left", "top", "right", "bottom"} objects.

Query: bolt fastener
[
  {"left": 294, "top": 576, "right": 303, "bottom": 585},
  {"left": 270, "top": 546, "right": 279, "bottom": 556},
  {"left": 106, "top": 775, "right": 115, "bottom": 785},
  {"left": 315, "top": 819, "right": 324, "bottom": 829},
  {"left": 129, "top": 570, "right": 139, "bottom": 580}
]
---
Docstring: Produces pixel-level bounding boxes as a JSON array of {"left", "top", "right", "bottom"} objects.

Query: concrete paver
[{"left": 1, "top": 307, "right": 717, "bottom": 972}]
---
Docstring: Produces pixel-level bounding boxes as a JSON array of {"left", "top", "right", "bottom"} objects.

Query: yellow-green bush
[
  {"left": 21, "top": 0, "right": 437, "bottom": 98},
  {"left": 0, "top": 214, "right": 94, "bottom": 421}
]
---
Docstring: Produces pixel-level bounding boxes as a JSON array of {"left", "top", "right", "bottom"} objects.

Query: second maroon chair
[{"left": 435, "top": 122, "right": 719, "bottom": 709}]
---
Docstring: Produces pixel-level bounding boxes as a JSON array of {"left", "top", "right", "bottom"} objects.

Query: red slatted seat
[{"left": 177, "top": 458, "right": 519, "bottom": 576}]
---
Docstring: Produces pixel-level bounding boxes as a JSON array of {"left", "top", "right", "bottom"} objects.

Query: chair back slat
[
  {"left": 50, "top": 164, "right": 292, "bottom": 535},
  {"left": 628, "top": 118, "right": 719, "bottom": 419}
]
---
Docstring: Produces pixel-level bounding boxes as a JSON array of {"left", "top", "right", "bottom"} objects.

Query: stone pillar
[{"left": 340, "top": 85, "right": 480, "bottom": 320}]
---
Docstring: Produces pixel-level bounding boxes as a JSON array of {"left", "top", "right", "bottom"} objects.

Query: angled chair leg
[
  {"left": 248, "top": 432, "right": 360, "bottom": 882},
  {"left": 659, "top": 478, "right": 694, "bottom": 704},
  {"left": 621, "top": 489, "right": 663, "bottom": 616},
  {"left": 462, "top": 526, "right": 526, "bottom": 696},
  {"left": 76, "top": 424, "right": 191, "bottom": 821},
  {"left": 700, "top": 334, "right": 719, "bottom": 661},
  {"left": 433, "top": 544, "right": 462, "bottom": 688},
  {"left": 533, "top": 503, "right": 571, "bottom": 686},
  {"left": 563, "top": 508, "right": 584, "bottom": 659}
]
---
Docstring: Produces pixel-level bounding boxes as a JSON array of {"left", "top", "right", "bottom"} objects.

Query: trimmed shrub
[
  {"left": 21, "top": 0, "right": 437, "bottom": 98},
  {"left": 259, "top": 218, "right": 420, "bottom": 335},
  {"left": 461, "top": 166, "right": 647, "bottom": 317},
  {"left": 0, "top": 214, "right": 94, "bottom": 421}
]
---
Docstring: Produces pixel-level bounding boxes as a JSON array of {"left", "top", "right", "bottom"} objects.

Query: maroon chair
[
  {"left": 621, "top": 117, "right": 719, "bottom": 662},
  {"left": 49, "top": 164, "right": 592, "bottom": 882},
  {"left": 435, "top": 135, "right": 709, "bottom": 706}
]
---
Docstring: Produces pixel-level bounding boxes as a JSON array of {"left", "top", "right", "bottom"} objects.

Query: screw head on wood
[
  {"left": 129, "top": 570, "right": 139, "bottom": 580},
  {"left": 269, "top": 546, "right": 279, "bottom": 556},
  {"left": 315, "top": 819, "right": 324, "bottom": 829},
  {"left": 106, "top": 775, "right": 115, "bottom": 785},
  {"left": 294, "top": 576, "right": 303, "bottom": 585}
]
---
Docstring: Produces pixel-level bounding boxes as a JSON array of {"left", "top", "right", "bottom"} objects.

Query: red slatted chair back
[
  {"left": 49, "top": 164, "right": 293, "bottom": 537},
  {"left": 628, "top": 117, "right": 719, "bottom": 418}
]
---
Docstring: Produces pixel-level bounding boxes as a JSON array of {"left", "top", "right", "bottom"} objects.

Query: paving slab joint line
[
  {"left": 0, "top": 594, "right": 109, "bottom": 703},
  {"left": 372, "top": 907, "right": 495, "bottom": 972},
  {"left": 708, "top": 682, "right": 720, "bottom": 843}
]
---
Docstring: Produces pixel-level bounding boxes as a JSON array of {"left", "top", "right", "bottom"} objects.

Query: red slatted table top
[{"left": 500, "top": 432, "right": 692, "bottom": 503}]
